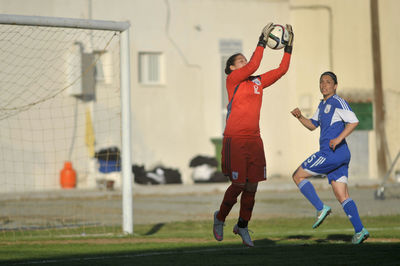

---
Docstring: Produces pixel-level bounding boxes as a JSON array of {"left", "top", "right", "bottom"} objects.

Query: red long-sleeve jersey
[{"left": 224, "top": 46, "right": 291, "bottom": 137}]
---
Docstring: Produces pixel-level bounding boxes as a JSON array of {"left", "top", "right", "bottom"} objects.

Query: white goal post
[{"left": 0, "top": 14, "right": 133, "bottom": 234}]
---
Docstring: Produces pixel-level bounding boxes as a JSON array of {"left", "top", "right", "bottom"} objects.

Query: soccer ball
[{"left": 266, "top": 24, "right": 289, "bottom": 50}]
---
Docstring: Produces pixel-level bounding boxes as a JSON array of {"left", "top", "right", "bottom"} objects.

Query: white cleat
[
  {"left": 213, "top": 211, "right": 224, "bottom": 241},
  {"left": 233, "top": 224, "right": 254, "bottom": 247}
]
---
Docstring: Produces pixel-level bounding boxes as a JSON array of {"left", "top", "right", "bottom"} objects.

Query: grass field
[{"left": 1, "top": 215, "right": 400, "bottom": 265}]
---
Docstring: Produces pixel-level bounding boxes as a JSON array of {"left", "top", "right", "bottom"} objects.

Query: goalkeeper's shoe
[
  {"left": 233, "top": 224, "right": 254, "bottom": 247},
  {"left": 312, "top": 205, "right": 331, "bottom": 229},
  {"left": 213, "top": 211, "right": 224, "bottom": 241},
  {"left": 352, "top": 228, "right": 370, "bottom": 244}
]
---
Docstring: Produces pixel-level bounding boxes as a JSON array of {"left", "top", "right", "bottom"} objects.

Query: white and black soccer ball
[{"left": 266, "top": 24, "right": 289, "bottom": 50}]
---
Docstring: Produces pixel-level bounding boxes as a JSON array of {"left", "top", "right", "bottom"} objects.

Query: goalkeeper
[{"left": 213, "top": 23, "right": 293, "bottom": 247}]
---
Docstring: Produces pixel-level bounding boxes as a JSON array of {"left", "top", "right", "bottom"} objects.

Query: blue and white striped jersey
[{"left": 310, "top": 94, "right": 359, "bottom": 151}]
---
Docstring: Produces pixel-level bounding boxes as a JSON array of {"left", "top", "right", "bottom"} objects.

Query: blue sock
[
  {"left": 342, "top": 198, "right": 363, "bottom": 233},
  {"left": 298, "top": 180, "right": 324, "bottom": 211}
]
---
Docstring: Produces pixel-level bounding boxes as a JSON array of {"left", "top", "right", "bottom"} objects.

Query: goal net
[{"left": 0, "top": 15, "right": 132, "bottom": 237}]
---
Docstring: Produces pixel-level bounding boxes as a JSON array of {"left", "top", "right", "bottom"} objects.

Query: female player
[
  {"left": 213, "top": 23, "right": 294, "bottom": 247},
  {"left": 291, "top": 71, "right": 369, "bottom": 244}
]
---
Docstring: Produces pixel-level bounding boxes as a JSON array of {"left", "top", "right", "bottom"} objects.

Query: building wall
[
  {"left": 379, "top": 0, "right": 400, "bottom": 171},
  {"left": 0, "top": 0, "right": 398, "bottom": 188},
  {"left": 94, "top": 0, "right": 294, "bottom": 182}
]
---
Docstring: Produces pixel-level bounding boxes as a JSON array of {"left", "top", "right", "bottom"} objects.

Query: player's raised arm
[
  {"left": 259, "top": 24, "right": 294, "bottom": 88},
  {"left": 291, "top": 107, "right": 317, "bottom": 131},
  {"left": 227, "top": 23, "right": 274, "bottom": 85}
]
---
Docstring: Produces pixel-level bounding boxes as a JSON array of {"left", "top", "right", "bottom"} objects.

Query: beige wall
[
  {"left": 289, "top": 0, "right": 400, "bottom": 179},
  {"left": 379, "top": 0, "right": 400, "bottom": 170},
  {"left": 0, "top": 0, "right": 399, "bottom": 187}
]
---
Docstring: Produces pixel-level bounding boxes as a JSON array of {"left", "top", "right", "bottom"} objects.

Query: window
[{"left": 138, "top": 52, "right": 164, "bottom": 85}]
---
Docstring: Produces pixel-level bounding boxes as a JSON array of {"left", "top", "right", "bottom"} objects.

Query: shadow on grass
[
  {"left": 285, "top": 235, "right": 312, "bottom": 240},
  {"left": 252, "top": 237, "right": 276, "bottom": 246},
  {"left": 280, "top": 234, "right": 352, "bottom": 243},
  {"left": 144, "top": 223, "right": 165, "bottom": 236},
  {"left": 4, "top": 240, "right": 400, "bottom": 266},
  {"left": 326, "top": 234, "right": 352, "bottom": 242}
]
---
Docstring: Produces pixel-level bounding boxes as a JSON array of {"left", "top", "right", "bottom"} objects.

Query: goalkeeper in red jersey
[{"left": 213, "top": 23, "right": 294, "bottom": 247}]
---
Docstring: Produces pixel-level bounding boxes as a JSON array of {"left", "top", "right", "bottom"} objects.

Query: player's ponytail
[{"left": 225, "top": 53, "right": 242, "bottom": 75}]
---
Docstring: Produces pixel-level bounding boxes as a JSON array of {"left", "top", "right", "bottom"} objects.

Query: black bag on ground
[{"left": 132, "top": 164, "right": 182, "bottom": 185}]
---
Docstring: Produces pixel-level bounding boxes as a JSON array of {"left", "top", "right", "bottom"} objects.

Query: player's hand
[
  {"left": 329, "top": 138, "right": 342, "bottom": 151},
  {"left": 285, "top": 24, "right": 294, "bottom": 54},
  {"left": 258, "top": 22, "right": 274, "bottom": 48},
  {"left": 291, "top": 108, "right": 302, "bottom": 119},
  {"left": 286, "top": 24, "right": 294, "bottom": 46}
]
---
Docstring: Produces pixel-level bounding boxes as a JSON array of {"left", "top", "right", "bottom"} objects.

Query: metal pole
[
  {"left": 370, "top": 0, "right": 387, "bottom": 178},
  {"left": 0, "top": 13, "right": 129, "bottom": 31},
  {"left": 120, "top": 29, "right": 133, "bottom": 234}
]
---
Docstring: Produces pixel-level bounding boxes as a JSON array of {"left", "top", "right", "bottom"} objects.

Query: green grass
[{"left": 1, "top": 215, "right": 400, "bottom": 265}]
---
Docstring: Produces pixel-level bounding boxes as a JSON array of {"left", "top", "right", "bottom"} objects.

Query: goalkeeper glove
[
  {"left": 257, "top": 22, "right": 274, "bottom": 48},
  {"left": 284, "top": 24, "right": 294, "bottom": 54}
]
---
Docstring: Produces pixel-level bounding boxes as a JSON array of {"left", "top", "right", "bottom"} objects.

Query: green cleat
[
  {"left": 312, "top": 205, "right": 331, "bottom": 229},
  {"left": 352, "top": 228, "right": 370, "bottom": 244}
]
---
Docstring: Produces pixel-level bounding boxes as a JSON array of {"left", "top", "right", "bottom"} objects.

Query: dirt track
[
  {"left": 133, "top": 183, "right": 400, "bottom": 224},
  {"left": 1, "top": 179, "right": 399, "bottom": 230}
]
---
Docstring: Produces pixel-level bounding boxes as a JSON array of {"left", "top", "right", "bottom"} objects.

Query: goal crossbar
[{"left": 0, "top": 14, "right": 130, "bottom": 32}]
